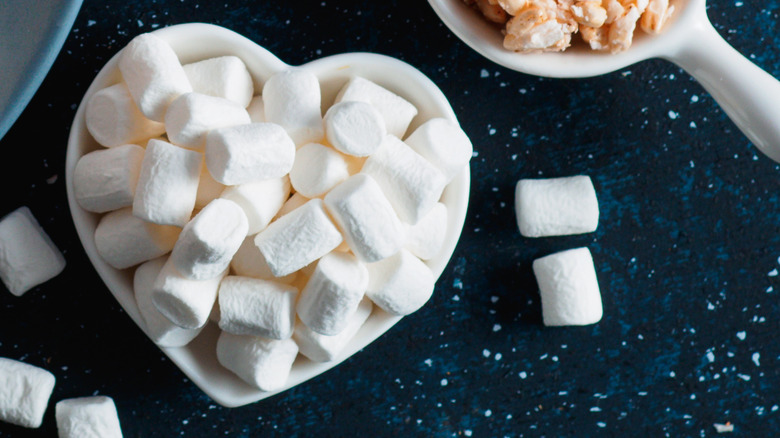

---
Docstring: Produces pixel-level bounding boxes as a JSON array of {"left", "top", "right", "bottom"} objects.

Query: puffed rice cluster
[{"left": 464, "top": 0, "right": 675, "bottom": 53}]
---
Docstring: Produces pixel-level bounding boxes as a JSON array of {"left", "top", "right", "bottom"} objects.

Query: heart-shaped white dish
[{"left": 65, "top": 22, "right": 470, "bottom": 408}]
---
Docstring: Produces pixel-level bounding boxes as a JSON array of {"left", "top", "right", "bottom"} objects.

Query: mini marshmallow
[
  {"left": 165, "top": 92, "right": 251, "bottom": 150},
  {"left": 0, "top": 357, "right": 55, "bottom": 428},
  {"left": 220, "top": 176, "right": 291, "bottom": 235},
  {"left": 335, "top": 76, "right": 418, "bottom": 139},
  {"left": 323, "top": 174, "right": 404, "bottom": 263},
  {"left": 246, "top": 95, "right": 265, "bottom": 122},
  {"left": 361, "top": 135, "right": 447, "bottom": 225},
  {"left": 216, "top": 331, "right": 299, "bottom": 392},
  {"left": 230, "top": 236, "right": 299, "bottom": 284},
  {"left": 195, "top": 162, "right": 226, "bottom": 210},
  {"left": 404, "top": 117, "right": 473, "bottom": 183},
  {"left": 262, "top": 69, "right": 324, "bottom": 145},
  {"left": 323, "top": 101, "right": 386, "bottom": 157},
  {"left": 289, "top": 143, "right": 349, "bottom": 198},
  {"left": 366, "top": 249, "right": 435, "bottom": 316},
  {"left": 533, "top": 247, "right": 603, "bottom": 326},
  {"left": 73, "top": 144, "right": 145, "bottom": 213},
  {"left": 253, "top": 199, "right": 343, "bottom": 277},
  {"left": 170, "top": 198, "right": 248, "bottom": 280},
  {"left": 0, "top": 207, "right": 65, "bottom": 296},
  {"left": 85, "top": 83, "right": 165, "bottom": 147},
  {"left": 515, "top": 175, "right": 599, "bottom": 237},
  {"left": 133, "top": 139, "right": 202, "bottom": 227},
  {"left": 273, "top": 192, "right": 309, "bottom": 221},
  {"left": 205, "top": 122, "right": 296, "bottom": 185},
  {"left": 294, "top": 297, "right": 373, "bottom": 362},
  {"left": 94, "top": 207, "right": 180, "bottom": 270},
  {"left": 297, "top": 252, "right": 369, "bottom": 336},
  {"left": 218, "top": 276, "right": 297, "bottom": 339},
  {"left": 404, "top": 202, "right": 448, "bottom": 260},
  {"left": 183, "top": 55, "right": 254, "bottom": 107},
  {"left": 55, "top": 396, "right": 122, "bottom": 438},
  {"left": 119, "top": 32, "right": 192, "bottom": 122},
  {"left": 134, "top": 256, "right": 202, "bottom": 347},
  {"left": 152, "top": 258, "right": 226, "bottom": 329}
]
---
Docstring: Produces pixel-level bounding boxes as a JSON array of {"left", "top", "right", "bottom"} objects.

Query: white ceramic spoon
[{"left": 429, "top": 0, "right": 780, "bottom": 162}]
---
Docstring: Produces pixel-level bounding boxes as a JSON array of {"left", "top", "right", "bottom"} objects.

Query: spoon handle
[{"left": 666, "top": 17, "right": 780, "bottom": 162}]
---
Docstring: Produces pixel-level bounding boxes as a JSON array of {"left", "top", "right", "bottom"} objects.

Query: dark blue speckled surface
[{"left": 1, "top": 0, "right": 780, "bottom": 436}]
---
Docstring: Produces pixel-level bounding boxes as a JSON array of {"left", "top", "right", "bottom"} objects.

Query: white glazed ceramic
[
  {"left": 428, "top": 0, "right": 780, "bottom": 162},
  {"left": 65, "top": 23, "right": 471, "bottom": 408}
]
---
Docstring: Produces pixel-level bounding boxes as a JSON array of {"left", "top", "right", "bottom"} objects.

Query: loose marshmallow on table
[
  {"left": 323, "top": 101, "right": 386, "bottom": 157},
  {"left": 216, "top": 331, "right": 299, "bottom": 392},
  {"left": 0, "top": 357, "right": 55, "bottom": 428},
  {"left": 366, "top": 249, "right": 435, "bottom": 316},
  {"left": 323, "top": 174, "right": 404, "bottom": 263},
  {"left": 294, "top": 297, "right": 373, "bottom": 362},
  {"left": 0, "top": 207, "right": 65, "bottom": 296},
  {"left": 165, "top": 93, "right": 250, "bottom": 151},
  {"left": 404, "top": 202, "right": 448, "bottom": 261},
  {"left": 205, "top": 122, "right": 296, "bottom": 185},
  {"left": 361, "top": 135, "right": 447, "bottom": 225},
  {"left": 297, "top": 251, "right": 369, "bottom": 336},
  {"left": 152, "top": 258, "right": 226, "bottom": 329},
  {"left": 183, "top": 55, "right": 254, "bottom": 108},
  {"left": 220, "top": 176, "right": 291, "bottom": 235},
  {"left": 515, "top": 175, "right": 599, "bottom": 237},
  {"left": 289, "top": 143, "right": 349, "bottom": 198},
  {"left": 533, "top": 247, "right": 603, "bottom": 326},
  {"left": 73, "top": 144, "right": 145, "bottom": 213},
  {"left": 404, "top": 117, "right": 473, "bottom": 183},
  {"left": 133, "top": 138, "right": 202, "bottom": 227},
  {"left": 335, "top": 76, "right": 418, "bottom": 139},
  {"left": 246, "top": 95, "right": 265, "bottom": 123},
  {"left": 262, "top": 69, "right": 324, "bottom": 145},
  {"left": 94, "top": 207, "right": 180, "bottom": 270},
  {"left": 118, "top": 32, "right": 192, "bottom": 122},
  {"left": 85, "top": 83, "right": 165, "bottom": 148},
  {"left": 218, "top": 276, "right": 297, "bottom": 339},
  {"left": 55, "top": 396, "right": 122, "bottom": 438},
  {"left": 133, "top": 256, "right": 202, "bottom": 347},
  {"left": 230, "top": 236, "right": 298, "bottom": 284},
  {"left": 170, "top": 198, "right": 248, "bottom": 280},
  {"left": 253, "top": 198, "right": 343, "bottom": 277}
]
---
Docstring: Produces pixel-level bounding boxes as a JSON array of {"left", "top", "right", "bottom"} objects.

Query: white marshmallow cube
[
  {"left": 170, "top": 198, "right": 248, "bottom": 280},
  {"left": 133, "top": 139, "right": 202, "bottom": 227},
  {"left": 85, "top": 83, "right": 165, "bottom": 147},
  {"left": 404, "top": 202, "right": 448, "bottom": 260},
  {"left": 361, "top": 135, "right": 446, "bottom": 225},
  {"left": 404, "top": 117, "right": 473, "bottom": 183},
  {"left": 289, "top": 143, "right": 349, "bottom": 198},
  {"left": 246, "top": 95, "right": 265, "bottom": 122},
  {"left": 194, "top": 162, "right": 226, "bottom": 210},
  {"left": 297, "top": 252, "right": 369, "bottom": 336},
  {"left": 73, "top": 143, "right": 145, "bottom": 213},
  {"left": 515, "top": 175, "right": 600, "bottom": 237},
  {"left": 183, "top": 55, "right": 254, "bottom": 107},
  {"left": 94, "top": 207, "right": 180, "bottom": 270},
  {"left": 0, "top": 357, "right": 55, "bottom": 428},
  {"left": 253, "top": 199, "right": 343, "bottom": 277},
  {"left": 230, "top": 236, "right": 298, "bottom": 284},
  {"left": 323, "top": 174, "right": 403, "bottom": 263},
  {"left": 220, "top": 176, "right": 291, "bottom": 235},
  {"left": 323, "top": 101, "right": 386, "bottom": 157},
  {"left": 152, "top": 258, "right": 226, "bottom": 329},
  {"left": 366, "top": 249, "right": 435, "bottom": 316},
  {"left": 335, "top": 76, "right": 418, "bottom": 139},
  {"left": 118, "top": 32, "right": 192, "bottom": 122},
  {"left": 55, "top": 396, "right": 122, "bottom": 438},
  {"left": 216, "top": 331, "right": 299, "bottom": 392},
  {"left": 262, "top": 69, "right": 324, "bottom": 145},
  {"left": 533, "top": 247, "right": 603, "bottom": 326},
  {"left": 273, "top": 193, "right": 309, "bottom": 221},
  {"left": 0, "top": 207, "right": 65, "bottom": 296},
  {"left": 205, "top": 122, "right": 296, "bottom": 185},
  {"left": 133, "top": 256, "right": 202, "bottom": 347},
  {"left": 165, "top": 92, "right": 251, "bottom": 150},
  {"left": 218, "top": 276, "right": 298, "bottom": 339},
  {"left": 294, "top": 297, "right": 373, "bottom": 362}
]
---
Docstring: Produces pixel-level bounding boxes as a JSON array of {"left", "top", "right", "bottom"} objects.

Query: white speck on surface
[
  {"left": 452, "top": 295, "right": 460, "bottom": 301},
  {"left": 691, "top": 95, "right": 699, "bottom": 103},
  {"left": 768, "top": 268, "right": 778, "bottom": 277},
  {"left": 493, "top": 324, "right": 501, "bottom": 332},
  {"left": 669, "top": 371, "right": 676, "bottom": 378},
  {"left": 768, "top": 286, "right": 775, "bottom": 293},
  {"left": 484, "top": 409, "right": 492, "bottom": 417},
  {"left": 464, "top": 430, "right": 473, "bottom": 437},
  {"left": 424, "top": 358, "right": 432, "bottom": 367},
  {"left": 483, "top": 349, "right": 491, "bottom": 358},
  {"left": 668, "top": 110, "right": 679, "bottom": 119},
  {"left": 706, "top": 351, "right": 715, "bottom": 363},
  {"left": 690, "top": 121, "right": 697, "bottom": 129},
  {"left": 494, "top": 353, "right": 502, "bottom": 361},
  {"left": 87, "top": 19, "right": 96, "bottom": 26},
  {"left": 738, "top": 374, "right": 751, "bottom": 381},
  {"left": 713, "top": 422, "right": 734, "bottom": 433},
  {"left": 752, "top": 352, "right": 760, "bottom": 366},
  {"left": 597, "top": 422, "right": 606, "bottom": 428},
  {"left": 590, "top": 407, "right": 601, "bottom": 412},
  {"left": 736, "top": 331, "right": 746, "bottom": 341},
  {"left": 480, "top": 69, "right": 489, "bottom": 78},
  {"left": 440, "top": 378, "right": 448, "bottom": 386},
  {"left": 519, "top": 371, "right": 527, "bottom": 379}
]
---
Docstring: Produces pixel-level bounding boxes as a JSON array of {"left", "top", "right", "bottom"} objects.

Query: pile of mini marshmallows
[
  {"left": 515, "top": 175, "right": 603, "bottom": 326},
  {"left": 73, "top": 32, "right": 473, "bottom": 391}
]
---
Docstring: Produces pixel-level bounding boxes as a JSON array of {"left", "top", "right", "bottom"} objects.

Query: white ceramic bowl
[{"left": 65, "top": 22, "right": 471, "bottom": 408}]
